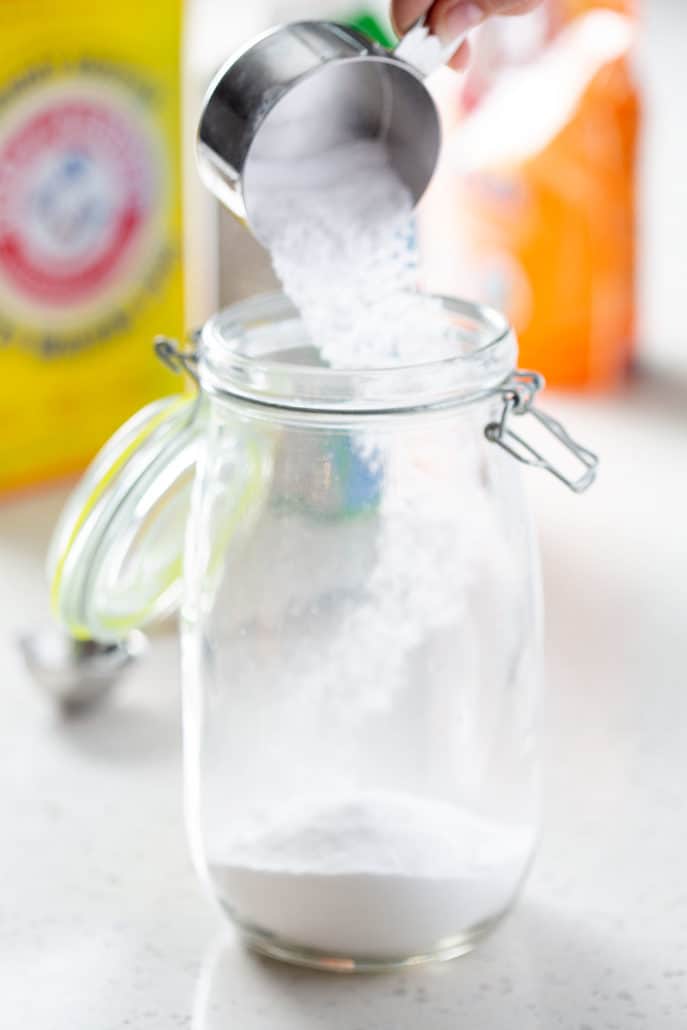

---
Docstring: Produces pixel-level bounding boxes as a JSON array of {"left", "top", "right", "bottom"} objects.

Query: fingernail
[{"left": 437, "top": 2, "right": 484, "bottom": 46}]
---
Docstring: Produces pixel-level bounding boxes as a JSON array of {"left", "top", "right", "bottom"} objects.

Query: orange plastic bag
[{"left": 420, "top": 1, "right": 639, "bottom": 390}]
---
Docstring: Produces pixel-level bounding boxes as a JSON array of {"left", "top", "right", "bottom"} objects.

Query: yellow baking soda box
[{"left": 0, "top": 1, "right": 184, "bottom": 495}]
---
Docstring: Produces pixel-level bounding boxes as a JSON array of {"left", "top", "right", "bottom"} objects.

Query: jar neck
[{"left": 197, "top": 291, "right": 518, "bottom": 417}]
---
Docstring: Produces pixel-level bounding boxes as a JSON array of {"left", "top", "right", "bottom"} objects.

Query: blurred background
[{"left": 0, "top": 0, "right": 683, "bottom": 501}]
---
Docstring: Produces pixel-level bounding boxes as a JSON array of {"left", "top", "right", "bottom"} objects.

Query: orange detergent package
[
  {"left": 420, "top": 1, "right": 640, "bottom": 389},
  {"left": 0, "top": 1, "right": 184, "bottom": 496}
]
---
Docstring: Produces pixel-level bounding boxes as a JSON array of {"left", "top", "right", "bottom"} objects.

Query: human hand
[{"left": 391, "top": 0, "right": 544, "bottom": 69}]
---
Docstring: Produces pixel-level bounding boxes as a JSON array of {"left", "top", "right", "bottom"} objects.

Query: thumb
[{"left": 430, "top": 0, "right": 542, "bottom": 40}]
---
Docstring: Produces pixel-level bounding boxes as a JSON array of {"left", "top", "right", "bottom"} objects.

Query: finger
[
  {"left": 472, "top": 0, "right": 541, "bottom": 13},
  {"left": 428, "top": 1, "right": 484, "bottom": 47},
  {"left": 391, "top": 0, "right": 431, "bottom": 35},
  {"left": 447, "top": 38, "right": 471, "bottom": 71},
  {"left": 392, "top": 0, "right": 541, "bottom": 47},
  {"left": 429, "top": 0, "right": 541, "bottom": 38}
]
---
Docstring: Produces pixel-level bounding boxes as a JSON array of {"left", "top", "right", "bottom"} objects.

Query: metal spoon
[{"left": 18, "top": 627, "right": 147, "bottom": 715}]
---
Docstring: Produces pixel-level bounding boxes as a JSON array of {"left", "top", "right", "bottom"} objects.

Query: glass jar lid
[{"left": 48, "top": 395, "right": 200, "bottom": 643}]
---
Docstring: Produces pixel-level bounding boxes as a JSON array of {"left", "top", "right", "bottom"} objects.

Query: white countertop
[{"left": 1, "top": 373, "right": 686, "bottom": 1029}]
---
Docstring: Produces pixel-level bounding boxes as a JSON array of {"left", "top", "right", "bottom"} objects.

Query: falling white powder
[
  {"left": 211, "top": 792, "right": 534, "bottom": 958},
  {"left": 250, "top": 139, "right": 488, "bottom": 714},
  {"left": 254, "top": 139, "right": 452, "bottom": 368}
]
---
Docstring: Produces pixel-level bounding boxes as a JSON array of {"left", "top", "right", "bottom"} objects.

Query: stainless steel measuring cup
[{"left": 197, "top": 19, "right": 460, "bottom": 241}]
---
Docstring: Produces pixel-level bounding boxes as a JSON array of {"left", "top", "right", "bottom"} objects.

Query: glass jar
[{"left": 48, "top": 290, "right": 597, "bottom": 971}]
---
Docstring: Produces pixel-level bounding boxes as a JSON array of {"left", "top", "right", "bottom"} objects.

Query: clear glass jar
[
  {"left": 182, "top": 292, "right": 544, "bottom": 971},
  {"left": 48, "top": 290, "right": 597, "bottom": 971}
]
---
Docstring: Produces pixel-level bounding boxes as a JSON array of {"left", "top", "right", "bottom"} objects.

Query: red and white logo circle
[{"left": 0, "top": 97, "right": 155, "bottom": 307}]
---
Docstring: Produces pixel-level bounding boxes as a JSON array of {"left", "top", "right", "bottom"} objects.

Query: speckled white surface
[{"left": 1, "top": 376, "right": 686, "bottom": 1029}]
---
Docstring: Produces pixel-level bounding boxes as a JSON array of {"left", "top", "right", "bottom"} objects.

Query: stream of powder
[
  {"left": 253, "top": 140, "right": 452, "bottom": 368},
  {"left": 248, "top": 139, "right": 500, "bottom": 717}
]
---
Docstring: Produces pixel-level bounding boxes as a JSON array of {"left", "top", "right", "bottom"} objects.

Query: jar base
[{"left": 235, "top": 911, "right": 508, "bottom": 973}]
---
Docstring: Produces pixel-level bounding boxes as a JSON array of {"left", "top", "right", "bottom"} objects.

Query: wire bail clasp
[
  {"left": 485, "top": 371, "right": 599, "bottom": 493},
  {"left": 154, "top": 333, "right": 200, "bottom": 384}
]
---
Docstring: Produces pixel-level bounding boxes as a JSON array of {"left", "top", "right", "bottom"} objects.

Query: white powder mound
[{"left": 210, "top": 793, "right": 533, "bottom": 958}]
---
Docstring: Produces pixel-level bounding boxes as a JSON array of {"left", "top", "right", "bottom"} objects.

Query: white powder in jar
[{"left": 210, "top": 792, "right": 533, "bottom": 959}]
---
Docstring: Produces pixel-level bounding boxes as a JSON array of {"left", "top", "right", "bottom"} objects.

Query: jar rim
[{"left": 199, "top": 290, "right": 517, "bottom": 414}]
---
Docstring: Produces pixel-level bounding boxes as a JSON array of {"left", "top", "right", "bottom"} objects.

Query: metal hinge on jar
[
  {"left": 154, "top": 333, "right": 200, "bottom": 384},
  {"left": 485, "top": 372, "right": 599, "bottom": 493}
]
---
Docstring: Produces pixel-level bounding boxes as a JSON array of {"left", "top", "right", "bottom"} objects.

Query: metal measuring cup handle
[{"left": 394, "top": 15, "right": 471, "bottom": 78}]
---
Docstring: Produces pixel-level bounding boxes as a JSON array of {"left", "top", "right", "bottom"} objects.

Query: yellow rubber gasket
[{"left": 50, "top": 395, "right": 192, "bottom": 638}]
